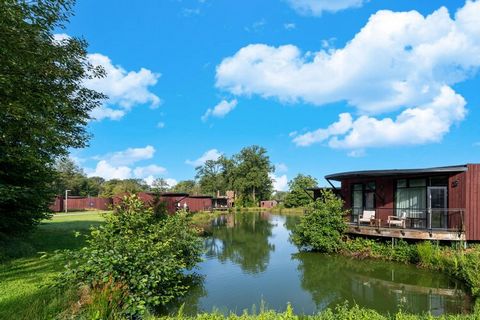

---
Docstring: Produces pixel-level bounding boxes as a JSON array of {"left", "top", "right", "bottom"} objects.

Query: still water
[{"left": 177, "top": 212, "right": 471, "bottom": 316}]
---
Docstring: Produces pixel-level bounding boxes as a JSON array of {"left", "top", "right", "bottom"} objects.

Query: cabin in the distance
[{"left": 322, "top": 164, "right": 480, "bottom": 242}]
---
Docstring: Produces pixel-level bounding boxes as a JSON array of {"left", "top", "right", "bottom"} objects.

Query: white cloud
[
  {"left": 276, "top": 163, "right": 289, "bottom": 173},
  {"left": 89, "top": 106, "right": 125, "bottom": 121},
  {"left": 53, "top": 33, "right": 70, "bottom": 42},
  {"left": 133, "top": 164, "right": 167, "bottom": 178},
  {"left": 88, "top": 160, "right": 132, "bottom": 180},
  {"left": 286, "top": 0, "right": 367, "bottom": 16},
  {"left": 294, "top": 86, "right": 466, "bottom": 148},
  {"left": 86, "top": 53, "right": 161, "bottom": 120},
  {"left": 347, "top": 149, "right": 366, "bottom": 158},
  {"left": 157, "top": 122, "right": 165, "bottom": 128},
  {"left": 245, "top": 19, "right": 267, "bottom": 33},
  {"left": 269, "top": 173, "right": 288, "bottom": 191},
  {"left": 165, "top": 178, "right": 178, "bottom": 187},
  {"left": 96, "top": 145, "right": 155, "bottom": 166},
  {"left": 216, "top": 1, "right": 480, "bottom": 150},
  {"left": 292, "top": 113, "right": 353, "bottom": 146},
  {"left": 86, "top": 146, "right": 170, "bottom": 183},
  {"left": 186, "top": 149, "right": 222, "bottom": 167},
  {"left": 202, "top": 99, "right": 238, "bottom": 121},
  {"left": 284, "top": 23, "right": 296, "bottom": 30}
]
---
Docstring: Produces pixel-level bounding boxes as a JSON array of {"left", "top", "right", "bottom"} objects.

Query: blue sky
[{"left": 62, "top": 0, "right": 480, "bottom": 190}]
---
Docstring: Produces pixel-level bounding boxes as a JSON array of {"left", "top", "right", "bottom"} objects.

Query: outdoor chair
[
  {"left": 359, "top": 210, "right": 376, "bottom": 224},
  {"left": 388, "top": 211, "right": 407, "bottom": 228}
]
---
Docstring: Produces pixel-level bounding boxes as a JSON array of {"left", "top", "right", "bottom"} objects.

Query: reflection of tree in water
[
  {"left": 294, "top": 253, "right": 471, "bottom": 315},
  {"left": 205, "top": 212, "right": 274, "bottom": 274},
  {"left": 157, "top": 273, "right": 207, "bottom": 315}
]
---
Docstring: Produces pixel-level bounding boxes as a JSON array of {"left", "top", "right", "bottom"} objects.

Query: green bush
[
  {"left": 458, "top": 247, "right": 480, "bottom": 297},
  {"left": 416, "top": 242, "right": 441, "bottom": 268},
  {"left": 59, "top": 195, "right": 203, "bottom": 316},
  {"left": 291, "top": 190, "right": 347, "bottom": 253},
  {"left": 341, "top": 238, "right": 417, "bottom": 263}
]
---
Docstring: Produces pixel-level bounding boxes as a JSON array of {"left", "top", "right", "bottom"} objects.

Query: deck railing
[{"left": 350, "top": 207, "right": 465, "bottom": 232}]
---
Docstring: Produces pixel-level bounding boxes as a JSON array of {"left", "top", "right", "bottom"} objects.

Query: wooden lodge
[{"left": 322, "top": 164, "right": 480, "bottom": 242}]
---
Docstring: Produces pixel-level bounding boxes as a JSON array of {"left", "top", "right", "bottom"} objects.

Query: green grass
[{"left": 0, "top": 211, "right": 106, "bottom": 320}]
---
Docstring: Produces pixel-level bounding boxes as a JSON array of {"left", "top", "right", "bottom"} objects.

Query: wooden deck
[{"left": 347, "top": 224, "right": 465, "bottom": 241}]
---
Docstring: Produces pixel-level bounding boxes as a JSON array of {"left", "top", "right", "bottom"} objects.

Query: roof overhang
[{"left": 325, "top": 165, "right": 468, "bottom": 181}]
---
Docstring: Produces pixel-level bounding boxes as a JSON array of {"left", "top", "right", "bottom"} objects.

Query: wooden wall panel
[{"left": 466, "top": 164, "right": 480, "bottom": 240}]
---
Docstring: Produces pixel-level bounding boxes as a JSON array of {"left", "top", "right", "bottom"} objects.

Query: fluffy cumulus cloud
[
  {"left": 133, "top": 164, "right": 167, "bottom": 178},
  {"left": 202, "top": 99, "right": 238, "bottom": 121},
  {"left": 88, "top": 160, "right": 132, "bottom": 180},
  {"left": 286, "top": 0, "right": 367, "bottom": 16},
  {"left": 87, "top": 146, "right": 173, "bottom": 183},
  {"left": 53, "top": 34, "right": 161, "bottom": 121},
  {"left": 86, "top": 53, "right": 161, "bottom": 120},
  {"left": 186, "top": 149, "right": 222, "bottom": 167},
  {"left": 216, "top": 1, "right": 480, "bottom": 150},
  {"left": 269, "top": 173, "right": 288, "bottom": 191},
  {"left": 96, "top": 145, "right": 155, "bottom": 166}
]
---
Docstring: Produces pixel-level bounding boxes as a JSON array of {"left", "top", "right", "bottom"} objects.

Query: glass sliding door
[
  {"left": 395, "top": 179, "right": 427, "bottom": 228},
  {"left": 352, "top": 184, "right": 363, "bottom": 223},
  {"left": 428, "top": 187, "right": 447, "bottom": 229}
]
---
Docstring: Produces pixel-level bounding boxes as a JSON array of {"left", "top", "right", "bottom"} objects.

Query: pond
[{"left": 176, "top": 212, "right": 471, "bottom": 316}]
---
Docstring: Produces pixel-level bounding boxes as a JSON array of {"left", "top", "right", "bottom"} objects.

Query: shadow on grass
[
  {"left": 0, "top": 282, "right": 75, "bottom": 320},
  {"left": 0, "top": 219, "right": 103, "bottom": 319},
  {"left": 0, "top": 220, "right": 103, "bottom": 263}
]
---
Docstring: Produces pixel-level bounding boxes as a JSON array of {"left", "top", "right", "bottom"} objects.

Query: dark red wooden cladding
[
  {"left": 50, "top": 196, "right": 112, "bottom": 212},
  {"left": 466, "top": 164, "right": 480, "bottom": 240},
  {"left": 181, "top": 196, "right": 213, "bottom": 212}
]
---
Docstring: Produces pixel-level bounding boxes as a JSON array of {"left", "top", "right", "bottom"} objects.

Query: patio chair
[
  {"left": 359, "top": 210, "right": 376, "bottom": 224},
  {"left": 388, "top": 211, "right": 407, "bottom": 228}
]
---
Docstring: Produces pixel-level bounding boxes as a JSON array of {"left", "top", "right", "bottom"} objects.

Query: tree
[
  {"left": 233, "top": 146, "right": 274, "bottom": 206},
  {"left": 196, "top": 159, "right": 224, "bottom": 195},
  {"left": 53, "top": 158, "right": 87, "bottom": 196},
  {"left": 292, "top": 189, "right": 347, "bottom": 253},
  {"left": 99, "top": 179, "right": 148, "bottom": 198},
  {"left": 151, "top": 177, "right": 170, "bottom": 193},
  {"left": 0, "top": 1, "right": 104, "bottom": 234},
  {"left": 61, "top": 195, "right": 203, "bottom": 316},
  {"left": 83, "top": 176, "right": 105, "bottom": 197},
  {"left": 170, "top": 180, "right": 201, "bottom": 195},
  {"left": 284, "top": 174, "right": 318, "bottom": 208}
]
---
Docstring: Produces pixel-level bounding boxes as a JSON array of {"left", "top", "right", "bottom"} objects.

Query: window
[
  {"left": 395, "top": 178, "right": 426, "bottom": 218},
  {"left": 351, "top": 182, "right": 376, "bottom": 210}
]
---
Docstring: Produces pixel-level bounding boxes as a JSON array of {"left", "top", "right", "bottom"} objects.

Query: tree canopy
[
  {"left": 0, "top": 0, "right": 104, "bottom": 234},
  {"left": 195, "top": 145, "right": 274, "bottom": 206},
  {"left": 284, "top": 174, "right": 318, "bottom": 208}
]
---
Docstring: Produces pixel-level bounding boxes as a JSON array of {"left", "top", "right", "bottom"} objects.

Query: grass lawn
[{"left": 0, "top": 211, "right": 106, "bottom": 320}]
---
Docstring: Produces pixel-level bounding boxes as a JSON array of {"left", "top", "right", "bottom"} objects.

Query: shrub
[
  {"left": 416, "top": 242, "right": 441, "bottom": 268},
  {"left": 291, "top": 190, "right": 347, "bottom": 253},
  {"left": 59, "top": 195, "right": 203, "bottom": 316},
  {"left": 458, "top": 246, "right": 480, "bottom": 297}
]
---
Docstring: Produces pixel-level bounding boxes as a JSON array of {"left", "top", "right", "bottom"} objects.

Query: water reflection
[
  {"left": 204, "top": 213, "right": 274, "bottom": 274},
  {"left": 294, "top": 253, "right": 470, "bottom": 316},
  {"left": 171, "top": 212, "right": 470, "bottom": 316}
]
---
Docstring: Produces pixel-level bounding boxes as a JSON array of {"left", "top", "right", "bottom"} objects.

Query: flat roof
[
  {"left": 160, "top": 192, "right": 189, "bottom": 197},
  {"left": 325, "top": 164, "right": 468, "bottom": 181},
  {"left": 188, "top": 195, "right": 213, "bottom": 199}
]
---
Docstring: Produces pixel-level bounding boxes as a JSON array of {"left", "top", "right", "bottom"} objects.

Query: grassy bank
[
  {"left": 150, "top": 304, "right": 480, "bottom": 320},
  {"left": 0, "top": 211, "right": 106, "bottom": 319}
]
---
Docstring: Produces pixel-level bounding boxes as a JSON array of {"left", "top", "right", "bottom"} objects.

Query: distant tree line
[{"left": 54, "top": 147, "right": 320, "bottom": 209}]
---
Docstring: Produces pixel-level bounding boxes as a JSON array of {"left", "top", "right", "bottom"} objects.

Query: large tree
[
  {"left": 195, "top": 159, "right": 224, "bottom": 195},
  {"left": 170, "top": 180, "right": 201, "bottom": 195},
  {"left": 99, "top": 179, "right": 148, "bottom": 198},
  {"left": 233, "top": 146, "right": 274, "bottom": 206},
  {"left": 0, "top": 0, "right": 104, "bottom": 234},
  {"left": 284, "top": 174, "right": 318, "bottom": 208}
]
